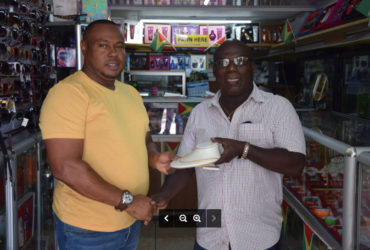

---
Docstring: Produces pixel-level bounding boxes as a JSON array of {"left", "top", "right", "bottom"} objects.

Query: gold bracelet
[{"left": 240, "top": 143, "right": 250, "bottom": 160}]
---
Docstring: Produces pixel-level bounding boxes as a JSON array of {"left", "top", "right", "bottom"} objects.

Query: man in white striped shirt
[{"left": 152, "top": 40, "right": 306, "bottom": 250}]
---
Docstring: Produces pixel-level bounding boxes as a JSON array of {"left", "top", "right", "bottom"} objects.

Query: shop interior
[{"left": 0, "top": 0, "right": 370, "bottom": 249}]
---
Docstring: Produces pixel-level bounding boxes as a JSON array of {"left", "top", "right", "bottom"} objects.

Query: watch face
[{"left": 123, "top": 191, "right": 133, "bottom": 205}]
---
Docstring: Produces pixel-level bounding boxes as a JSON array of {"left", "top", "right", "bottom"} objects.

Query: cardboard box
[
  {"left": 171, "top": 25, "right": 200, "bottom": 44},
  {"left": 144, "top": 24, "right": 171, "bottom": 44},
  {"left": 199, "top": 25, "right": 226, "bottom": 45}
]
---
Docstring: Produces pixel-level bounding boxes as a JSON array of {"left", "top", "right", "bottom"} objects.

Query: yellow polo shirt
[{"left": 39, "top": 71, "right": 149, "bottom": 231}]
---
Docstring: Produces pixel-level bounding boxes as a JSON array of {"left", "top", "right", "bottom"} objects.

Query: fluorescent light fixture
[{"left": 139, "top": 19, "right": 251, "bottom": 24}]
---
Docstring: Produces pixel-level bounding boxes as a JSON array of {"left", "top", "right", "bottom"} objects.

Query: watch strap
[{"left": 115, "top": 190, "right": 131, "bottom": 211}]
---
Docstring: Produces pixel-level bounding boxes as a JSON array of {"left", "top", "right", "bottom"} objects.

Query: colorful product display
[
  {"left": 123, "top": 20, "right": 144, "bottom": 44},
  {"left": 144, "top": 24, "right": 171, "bottom": 44},
  {"left": 199, "top": 25, "right": 226, "bottom": 46},
  {"left": 149, "top": 55, "right": 170, "bottom": 70},
  {"left": 171, "top": 25, "right": 200, "bottom": 44},
  {"left": 129, "top": 54, "right": 149, "bottom": 70},
  {"left": 298, "top": 9, "right": 325, "bottom": 36},
  {"left": 233, "top": 23, "right": 260, "bottom": 43},
  {"left": 170, "top": 55, "right": 190, "bottom": 71}
]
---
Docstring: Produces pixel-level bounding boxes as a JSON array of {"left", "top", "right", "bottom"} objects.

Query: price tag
[{"left": 21, "top": 118, "right": 29, "bottom": 127}]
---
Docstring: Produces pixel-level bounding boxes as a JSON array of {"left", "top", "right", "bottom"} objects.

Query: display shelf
[
  {"left": 127, "top": 70, "right": 187, "bottom": 96},
  {"left": 283, "top": 186, "right": 342, "bottom": 249},
  {"left": 261, "top": 18, "right": 370, "bottom": 58},
  {"left": 125, "top": 42, "right": 274, "bottom": 52},
  {"left": 110, "top": 5, "right": 316, "bottom": 21}
]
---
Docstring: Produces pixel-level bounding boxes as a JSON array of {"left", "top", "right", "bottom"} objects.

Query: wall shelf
[
  {"left": 110, "top": 5, "right": 316, "bottom": 21},
  {"left": 259, "top": 18, "right": 370, "bottom": 58},
  {"left": 125, "top": 43, "right": 274, "bottom": 53}
]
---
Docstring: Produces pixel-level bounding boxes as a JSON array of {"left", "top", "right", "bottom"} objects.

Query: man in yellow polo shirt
[{"left": 39, "top": 20, "right": 174, "bottom": 250}]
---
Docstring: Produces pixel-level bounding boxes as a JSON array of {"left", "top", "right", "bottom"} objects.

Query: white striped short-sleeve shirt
[{"left": 177, "top": 83, "right": 306, "bottom": 250}]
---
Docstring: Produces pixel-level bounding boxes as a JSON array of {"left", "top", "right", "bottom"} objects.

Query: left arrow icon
[{"left": 164, "top": 215, "right": 169, "bottom": 222}]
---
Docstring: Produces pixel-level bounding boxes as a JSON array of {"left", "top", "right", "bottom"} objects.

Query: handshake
[{"left": 125, "top": 192, "right": 171, "bottom": 226}]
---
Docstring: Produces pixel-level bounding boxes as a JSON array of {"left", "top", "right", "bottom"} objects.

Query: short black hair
[
  {"left": 83, "top": 19, "right": 119, "bottom": 40},
  {"left": 214, "top": 39, "right": 253, "bottom": 60}
]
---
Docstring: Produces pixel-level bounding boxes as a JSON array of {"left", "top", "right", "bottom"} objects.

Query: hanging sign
[{"left": 175, "top": 35, "right": 209, "bottom": 46}]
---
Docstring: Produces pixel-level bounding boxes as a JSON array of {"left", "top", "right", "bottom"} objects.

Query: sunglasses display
[
  {"left": 214, "top": 56, "right": 250, "bottom": 68},
  {"left": 0, "top": 1, "right": 56, "bottom": 118}
]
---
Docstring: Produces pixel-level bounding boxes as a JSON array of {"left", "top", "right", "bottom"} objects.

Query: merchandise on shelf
[
  {"left": 129, "top": 54, "right": 149, "bottom": 70},
  {"left": 171, "top": 25, "right": 200, "bottom": 44},
  {"left": 170, "top": 55, "right": 190, "bottom": 71},
  {"left": 199, "top": 25, "right": 226, "bottom": 46},
  {"left": 144, "top": 24, "right": 171, "bottom": 44},
  {"left": 190, "top": 54, "right": 207, "bottom": 71},
  {"left": 123, "top": 20, "right": 144, "bottom": 44},
  {"left": 314, "top": 0, "right": 351, "bottom": 31},
  {"left": 17, "top": 192, "right": 34, "bottom": 248},
  {"left": 298, "top": 8, "right": 325, "bottom": 36},
  {"left": 260, "top": 23, "right": 284, "bottom": 43},
  {"left": 149, "top": 55, "right": 170, "bottom": 70},
  {"left": 233, "top": 23, "right": 260, "bottom": 43}
]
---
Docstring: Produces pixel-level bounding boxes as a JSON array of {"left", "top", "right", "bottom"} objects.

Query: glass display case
[
  {"left": 282, "top": 110, "right": 370, "bottom": 249},
  {"left": 127, "top": 71, "right": 186, "bottom": 97},
  {"left": 358, "top": 153, "right": 370, "bottom": 249},
  {"left": 0, "top": 132, "right": 54, "bottom": 250}
]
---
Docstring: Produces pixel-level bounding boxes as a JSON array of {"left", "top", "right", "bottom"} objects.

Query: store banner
[
  {"left": 82, "top": 0, "right": 109, "bottom": 21},
  {"left": 303, "top": 223, "right": 314, "bottom": 250},
  {"left": 175, "top": 35, "right": 209, "bottom": 46}
]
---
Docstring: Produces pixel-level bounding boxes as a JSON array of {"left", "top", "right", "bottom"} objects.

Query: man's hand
[
  {"left": 152, "top": 152, "right": 176, "bottom": 175},
  {"left": 151, "top": 192, "right": 171, "bottom": 214},
  {"left": 211, "top": 137, "right": 245, "bottom": 164},
  {"left": 126, "top": 195, "right": 156, "bottom": 226}
]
